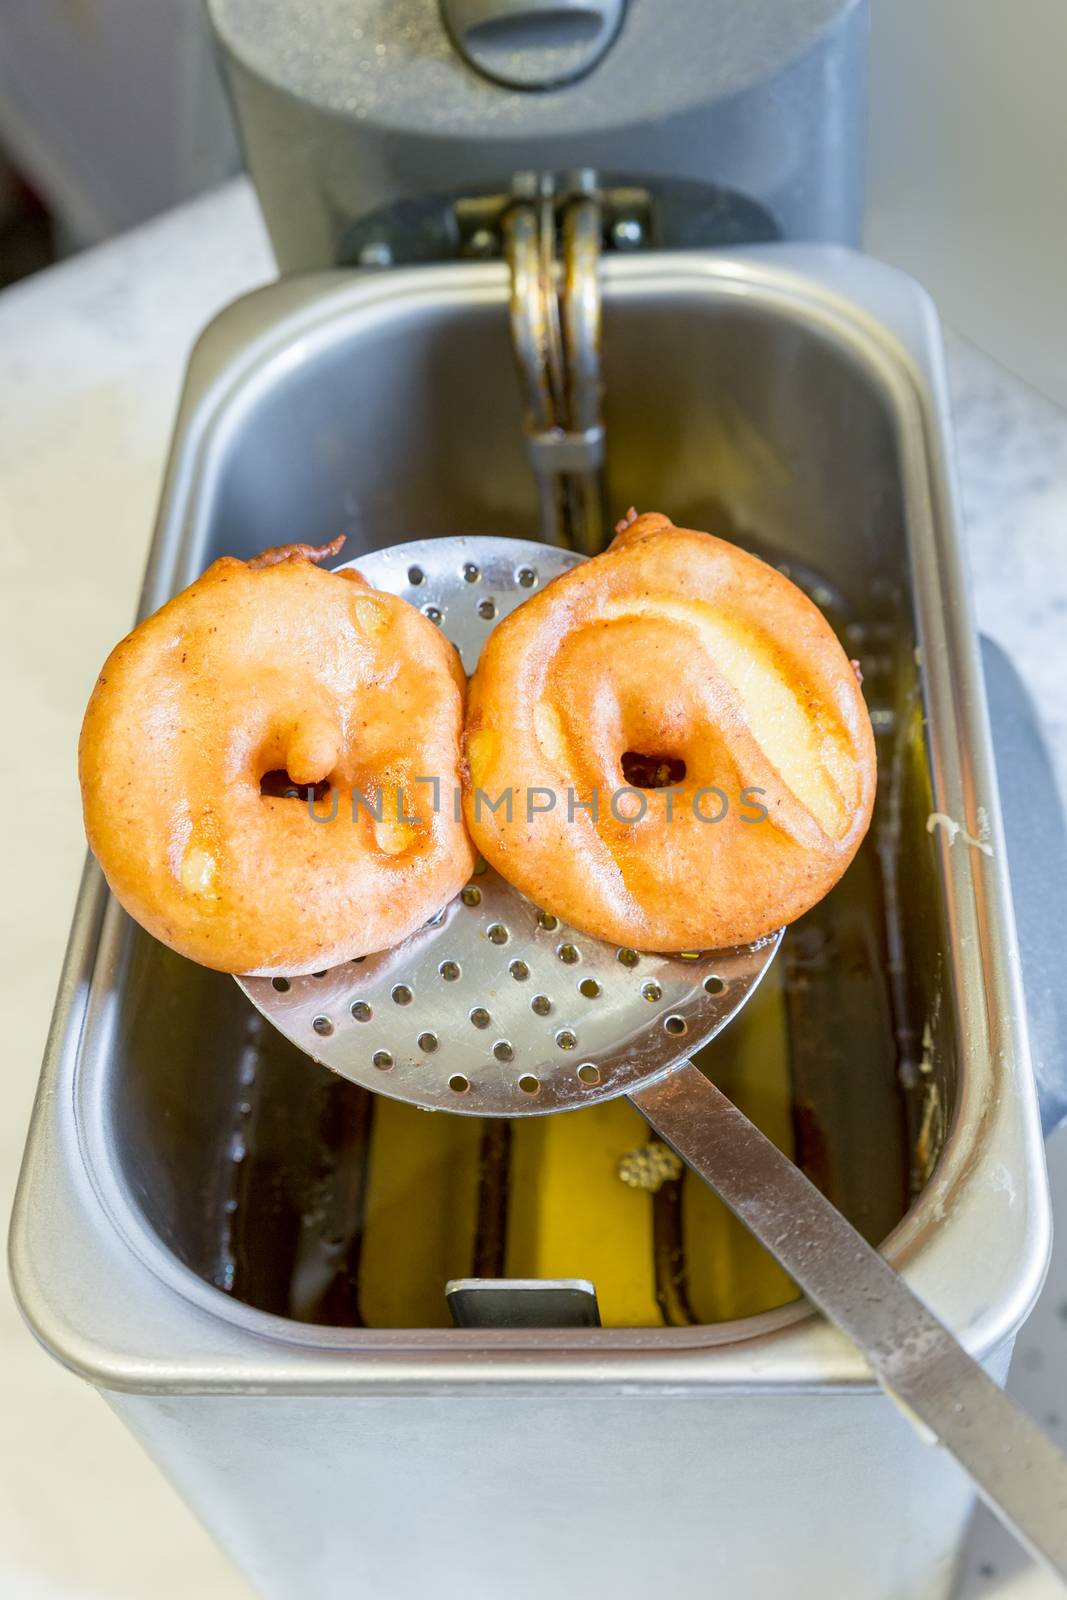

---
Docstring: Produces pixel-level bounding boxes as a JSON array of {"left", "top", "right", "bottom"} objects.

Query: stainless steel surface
[
  {"left": 207, "top": 0, "right": 868, "bottom": 270},
  {"left": 633, "top": 1061, "right": 1067, "bottom": 1585},
  {"left": 560, "top": 180, "right": 607, "bottom": 550},
  {"left": 14, "top": 244, "right": 1049, "bottom": 1373},
  {"left": 240, "top": 536, "right": 779, "bottom": 1113},
  {"left": 504, "top": 192, "right": 563, "bottom": 542},
  {"left": 502, "top": 176, "right": 607, "bottom": 550},
  {"left": 446, "top": 1279, "right": 602, "bottom": 1327},
  {"left": 10, "top": 247, "right": 1052, "bottom": 1600}
]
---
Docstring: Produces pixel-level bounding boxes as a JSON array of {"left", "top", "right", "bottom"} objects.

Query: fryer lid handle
[{"left": 440, "top": 0, "right": 626, "bottom": 88}]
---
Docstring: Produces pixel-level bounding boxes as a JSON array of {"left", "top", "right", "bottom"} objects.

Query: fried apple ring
[
  {"left": 80, "top": 538, "right": 474, "bottom": 975},
  {"left": 463, "top": 512, "right": 876, "bottom": 951}
]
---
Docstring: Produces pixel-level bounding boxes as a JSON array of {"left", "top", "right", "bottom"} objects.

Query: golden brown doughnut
[
  {"left": 80, "top": 539, "right": 474, "bottom": 975},
  {"left": 463, "top": 512, "right": 876, "bottom": 951}
]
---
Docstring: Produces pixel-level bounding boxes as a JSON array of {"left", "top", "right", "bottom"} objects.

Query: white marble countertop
[{"left": 1, "top": 178, "right": 1066, "bottom": 1600}]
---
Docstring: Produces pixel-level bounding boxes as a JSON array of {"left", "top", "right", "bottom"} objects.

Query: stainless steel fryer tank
[{"left": 11, "top": 246, "right": 1052, "bottom": 1600}]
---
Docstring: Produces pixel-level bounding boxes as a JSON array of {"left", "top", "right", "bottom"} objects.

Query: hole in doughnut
[
  {"left": 260, "top": 769, "right": 331, "bottom": 803},
  {"left": 620, "top": 752, "right": 687, "bottom": 789}
]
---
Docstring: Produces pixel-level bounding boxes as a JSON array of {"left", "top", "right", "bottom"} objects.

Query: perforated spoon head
[{"left": 238, "top": 537, "right": 781, "bottom": 1115}]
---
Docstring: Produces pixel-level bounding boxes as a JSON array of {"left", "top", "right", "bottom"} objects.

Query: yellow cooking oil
[
  {"left": 358, "top": 957, "right": 797, "bottom": 1329},
  {"left": 358, "top": 1104, "right": 486, "bottom": 1328}
]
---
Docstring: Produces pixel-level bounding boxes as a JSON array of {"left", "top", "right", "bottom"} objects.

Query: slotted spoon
[{"left": 240, "top": 535, "right": 1067, "bottom": 1585}]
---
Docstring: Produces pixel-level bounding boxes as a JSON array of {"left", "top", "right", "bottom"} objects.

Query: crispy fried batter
[
  {"left": 463, "top": 513, "right": 876, "bottom": 951},
  {"left": 80, "top": 539, "right": 474, "bottom": 975}
]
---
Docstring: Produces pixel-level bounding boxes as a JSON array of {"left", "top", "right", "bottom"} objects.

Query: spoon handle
[{"left": 631, "top": 1059, "right": 1067, "bottom": 1587}]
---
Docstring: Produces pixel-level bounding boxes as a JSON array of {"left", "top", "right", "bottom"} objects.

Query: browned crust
[{"left": 462, "top": 512, "right": 877, "bottom": 951}]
